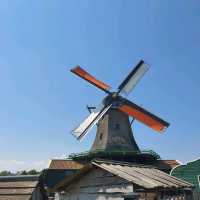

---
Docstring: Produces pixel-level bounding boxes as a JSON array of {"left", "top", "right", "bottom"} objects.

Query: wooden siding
[
  {"left": 58, "top": 168, "right": 133, "bottom": 200},
  {"left": 56, "top": 167, "right": 193, "bottom": 200},
  {"left": 0, "top": 176, "right": 45, "bottom": 200},
  {"left": 0, "top": 195, "right": 32, "bottom": 200},
  {"left": 193, "top": 191, "right": 200, "bottom": 200}
]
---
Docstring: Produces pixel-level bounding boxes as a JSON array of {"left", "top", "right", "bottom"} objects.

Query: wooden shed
[
  {"left": 42, "top": 159, "right": 84, "bottom": 188},
  {"left": 0, "top": 175, "right": 47, "bottom": 200},
  {"left": 52, "top": 159, "right": 194, "bottom": 200},
  {"left": 41, "top": 159, "right": 85, "bottom": 199}
]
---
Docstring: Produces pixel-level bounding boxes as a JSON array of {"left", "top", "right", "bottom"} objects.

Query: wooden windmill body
[{"left": 91, "top": 108, "right": 140, "bottom": 152}]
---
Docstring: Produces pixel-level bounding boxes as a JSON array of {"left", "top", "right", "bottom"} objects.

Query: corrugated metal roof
[
  {"left": 48, "top": 159, "right": 84, "bottom": 170},
  {"left": 92, "top": 160, "right": 193, "bottom": 189},
  {"left": 53, "top": 159, "right": 193, "bottom": 191}
]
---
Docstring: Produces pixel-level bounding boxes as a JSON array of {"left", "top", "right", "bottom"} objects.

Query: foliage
[
  {"left": 19, "top": 169, "right": 40, "bottom": 175},
  {"left": 27, "top": 169, "right": 39, "bottom": 175},
  {"left": 0, "top": 169, "right": 40, "bottom": 176},
  {"left": 0, "top": 170, "right": 12, "bottom": 176}
]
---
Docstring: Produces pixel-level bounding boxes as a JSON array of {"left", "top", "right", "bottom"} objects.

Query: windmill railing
[{"left": 68, "top": 149, "right": 161, "bottom": 161}]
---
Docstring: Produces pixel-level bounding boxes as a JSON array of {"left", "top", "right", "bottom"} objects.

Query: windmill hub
[
  {"left": 102, "top": 94, "right": 123, "bottom": 108},
  {"left": 111, "top": 92, "right": 118, "bottom": 98}
]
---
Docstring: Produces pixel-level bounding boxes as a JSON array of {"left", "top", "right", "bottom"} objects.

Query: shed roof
[
  {"left": 0, "top": 181, "right": 38, "bottom": 188},
  {"left": 93, "top": 160, "right": 192, "bottom": 189},
  {"left": 0, "top": 195, "right": 32, "bottom": 200},
  {"left": 54, "top": 159, "right": 193, "bottom": 191},
  {"left": 0, "top": 175, "right": 39, "bottom": 182},
  {"left": 48, "top": 159, "right": 84, "bottom": 170}
]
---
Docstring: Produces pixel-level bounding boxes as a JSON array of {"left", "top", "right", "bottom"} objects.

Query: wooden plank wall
[
  {"left": 56, "top": 168, "right": 193, "bottom": 200},
  {"left": 57, "top": 168, "right": 133, "bottom": 200}
]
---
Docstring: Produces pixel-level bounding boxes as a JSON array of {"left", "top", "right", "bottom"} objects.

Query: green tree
[
  {"left": 20, "top": 170, "right": 28, "bottom": 175},
  {"left": 18, "top": 169, "right": 40, "bottom": 175},
  {"left": 27, "top": 169, "right": 40, "bottom": 175},
  {"left": 0, "top": 170, "right": 12, "bottom": 176}
]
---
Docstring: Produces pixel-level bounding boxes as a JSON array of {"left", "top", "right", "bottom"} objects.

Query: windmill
[{"left": 70, "top": 60, "right": 169, "bottom": 155}]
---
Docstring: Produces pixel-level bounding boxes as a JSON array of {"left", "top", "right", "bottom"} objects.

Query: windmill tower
[
  {"left": 91, "top": 108, "right": 140, "bottom": 152},
  {"left": 70, "top": 60, "right": 169, "bottom": 161}
]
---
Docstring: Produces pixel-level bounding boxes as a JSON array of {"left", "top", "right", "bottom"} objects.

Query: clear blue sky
[{"left": 0, "top": 0, "right": 200, "bottom": 171}]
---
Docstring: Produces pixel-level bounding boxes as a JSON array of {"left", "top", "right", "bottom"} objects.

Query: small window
[
  {"left": 100, "top": 133, "right": 103, "bottom": 140},
  {"left": 114, "top": 123, "right": 120, "bottom": 130}
]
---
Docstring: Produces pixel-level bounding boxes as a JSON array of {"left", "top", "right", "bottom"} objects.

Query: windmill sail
[
  {"left": 118, "top": 60, "right": 149, "bottom": 95},
  {"left": 70, "top": 60, "right": 169, "bottom": 141},
  {"left": 72, "top": 104, "right": 112, "bottom": 140},
  {"left": 118, "top": 99, "right": 169, "bottom": 132},
  {"left": 71, "top": 66, "right": 111, "bottom": 93}
]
